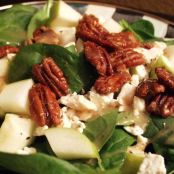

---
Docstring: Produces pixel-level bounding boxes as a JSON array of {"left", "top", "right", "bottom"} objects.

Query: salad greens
[
  {"left": 144, "top": 116, "right": 174, "bottom": 173},
  {"left": 27, "top": 0, "right": 53, "bottom": 38},
  {"left": 0, "top": 1, "right": 174, "bottom": 174},
  {"left": 8, "top": 43, "right": 95, "bottom": 92},
  {"left": 0, "top": 5, "right": 37, "bottom": 45},
  {"left": 120, "top": 19, "right": 174, "bottom": 45}
]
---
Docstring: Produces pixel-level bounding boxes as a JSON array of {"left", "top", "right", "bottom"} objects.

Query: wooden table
[{"left": 0, "top": 0, "right": 174, "bottom": 23}]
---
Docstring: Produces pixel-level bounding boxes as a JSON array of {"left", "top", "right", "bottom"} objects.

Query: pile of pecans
[
  {"left": 76, "top": 15, "right": 145, "bottom": 94},
  {"left": 136, "top": 67, "right": 174, "bottom": 117}
]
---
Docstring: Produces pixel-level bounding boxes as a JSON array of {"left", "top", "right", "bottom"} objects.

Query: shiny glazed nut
[
  {"left": 147, "top": 94, "right": 174, "bottom": 118},
  {"left": 32, "top": 57, "right": 69, "bottom": 99},
  {"left": 156, "top": 67, "right": 174, "bottom": 91},
  {"left": 84, "top": 41, "right": 113, "bottom": 76},
  {"left": 94, "top": 72, "right": 131, "bottom": 94},
  {"left": 27, "top": 26, "right": 60, "bottom": 45},
  {"left": 110, "top": 48, "right": 145, "bottom": 70},
  {"left": 76, "top": 15, "right": 140, "bottom": 50},
  {"left": 136, "top": 79, "right": 165, "bottom": 99},
  {"left": 0, "top": 45, "right": 19, "bottom": 58},
  {"left": 29, "top": 84, "right": 61, "bottom": 127}
]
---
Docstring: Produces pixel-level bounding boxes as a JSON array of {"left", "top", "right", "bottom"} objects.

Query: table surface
[{"left": 0, "top": 0, "right": 174, "bottom": 23}]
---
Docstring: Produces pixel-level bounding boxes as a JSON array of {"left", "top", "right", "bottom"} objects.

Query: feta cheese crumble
[
  {"left": 134, "top": 42, "right": 167, "bottom": 63},
  {"left": 137, "top": 153, "right": 166, "bottom": 174}
]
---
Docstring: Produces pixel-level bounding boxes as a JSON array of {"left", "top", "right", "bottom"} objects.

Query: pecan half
[
  {"left": 94, "top": 72, "right": 130, "bottom": 94},
  {"left": 29, "top": 84, "right": 61, "bottom": 127},
  {"left": 110, "top": 48, "right": 145, "bottom": 71},
  {"left": 84, "top": 41, "right": 113, "bottom": 76},
  {"left": 0, "top": 45, "right": 19, "bottom": 58},
  {"left": 156, "top": 67, "right": 174, "bottom": 92},
  {"left": 146, "top": 94, "right": 174, "bottom": 117},
  {"left": 76, "top": 15, "right": 108, "bottom": 45},
  {"left": 105, "top": 32, "right": 140, "bottom": 50},
  {"left": 27, "top": 26, "right": 60, "bottom": 45},
  {"left": 136, "top": 79, "right": 165, "bottom": 99},
  {"left": 32, "top": 57, "right": 69, "bottom": 99},
  {"left": 76, "top": 15, "right": 140, "bottom": 50}
]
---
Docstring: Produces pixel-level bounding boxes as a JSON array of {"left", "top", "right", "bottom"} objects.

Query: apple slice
[
  {"left": 150, "top": 55, "right": 174, "bottom": 78},
  {"left": 45, "top": 127, "right": 98, "bottom": 160},
  {"left": 0, "top": 113, "right": 35, "bottom": 153},
  {"left": 49, "top": 1, "right": 82, "bottom": 29},
  {"left": 0, "top": 79, "right": 34, "bottom": 116},
  {"left": 121, "top": 152, "right": 144, "bottom": 174}
]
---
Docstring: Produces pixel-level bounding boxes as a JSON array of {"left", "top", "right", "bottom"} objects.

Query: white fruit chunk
[
  {"left": 143, "top": 16, "right": 168, "bottom": 38},
  {"left": 0, "top": 58, "right": 10, "bottom": 77},
  {"left": 54, "top": 27, "right": 76, "bottom": 46},
  {"left": 164, "top": 45, "right": 174, "bottom": 65},
  {"left": 85, "top": 4, "right": 115, "bottom": 24},
  {"left": 103, "top": 18, "right": 122, "bottom": 33},
  {"left": 0, "top": 113, "right": 35, "bottom": 153},
  {"left": 0, "top": 79, "right": 34, "bottom": 115},
  {"left": 49, "top": 1, "right": 82, "bottom": 29},
  {"left": 45, "top": 127, "right": 98, "bottom": 159}
]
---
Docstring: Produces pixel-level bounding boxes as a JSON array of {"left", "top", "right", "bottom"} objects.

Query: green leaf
[
  {"left": 120, "top": 19, "right": 174, "bottom": 45},
  {"left": 27, "top": 0, "right": 53, "bottom": 38},
  {"left": 0, "top": 5, "right": 37, "bottom": 44},
  {"left": 0, "top": 152, "right": 82, "bottom": 174},
  {"left": 8, "top": 44, "right": 95, "bottom": 93},
  {"left": 100, "top": 128, "right": 135, "bottom": 170},
  {"left": 83, "top": 110, "right": 118, "bottom": 150},
  {"left": 143, "top": 115, "right": 174, "bottom": 173}
]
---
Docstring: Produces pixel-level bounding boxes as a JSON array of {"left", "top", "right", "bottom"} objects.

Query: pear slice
[
  {"left": 121, "top": 152, "right": 145, "bottom": 174},
  {"left": 150, "top": 55, "right": 174, "bottom": 78},
  {"left": 49, "top": 1, "right": 82, "bottom": 29},
  {"left": 0, "top": 113, "right": 35, "bottom": 153},
  {"left": 0, "top": 79, "right": 34, "bottom": 116},
  {"left": 45, "top": 127, "right": 98, "bottom": 160}
]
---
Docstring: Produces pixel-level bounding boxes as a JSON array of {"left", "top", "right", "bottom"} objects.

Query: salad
[{"left": 0, "top": 0, "right": 174, "bottom": 174}]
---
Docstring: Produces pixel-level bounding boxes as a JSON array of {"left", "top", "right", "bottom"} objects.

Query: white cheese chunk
[
  {"left": 137, "top": 153, "right": 166, "bottom": 174},
  {"left": 103, "top": 18, "right": 122, "bottom": 33},
  {"left": 59, "top": 92, "right": 97, "bottom": 111},
  {"left": 143, "top": 16, "right": 168, "bottom": 38},
  {"left": 89, "top": 89, "right": 116, "bottom": 111},
  {"left": 134, "top": 41, "right": 167, "bottom": 63},
  {"left": 133, "top": 96, "right": 146, "bottom": 116},
  {"left": 60, "top": 107, "right": 86, "bottom": 133},
  {"left": 85, "top": 5, "right": 115, "bottom": 24},
  {"left": 0, "top": 79, "right": 34, "bottom": 115},
  {"left": 133, "top": 65, "right": 149, "bottom": 80},
  {"left": 17, "top": 147, "right": 37, "bottom": 155},
  {"left": 124, "top": 125, "right": 144, "bottom": 136},
  {"left": 0, "top": 114, "right": 35, "bottom": 153},
  {"left": 117, "top": 83, "right": 136, "bottom": 111}
]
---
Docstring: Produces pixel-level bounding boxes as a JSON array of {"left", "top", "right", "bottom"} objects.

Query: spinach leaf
[
  {"left": 0, "top": 152, "right": 82, "bottom": 174},
  {"left": 120, "top": 19, "right": 174, "bottom": 45},
  {"left": 120, "top": 19, "right": 154, "bottom": 41},
  {"left": 143, "top": 115, "right": 174, "bottom": 173},
  {"left": 0, "top": 5, "right": 37, "bottom": 44},
  {"left": 100, "top": 128, "right": 135, "bottom": 170},
  {"left": 8, "top": 44, "right": 95, "bottom": 93},
  {"left": 27, "top": 0, "right": 53, "bottom": 38},
  {"left": 83, "top": 110, "right": 118, "bottom": 150}
]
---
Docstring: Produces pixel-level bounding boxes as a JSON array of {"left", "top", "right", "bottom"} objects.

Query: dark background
[{"left": 0, "top": 0, "right": 174, "bottom": 24}]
